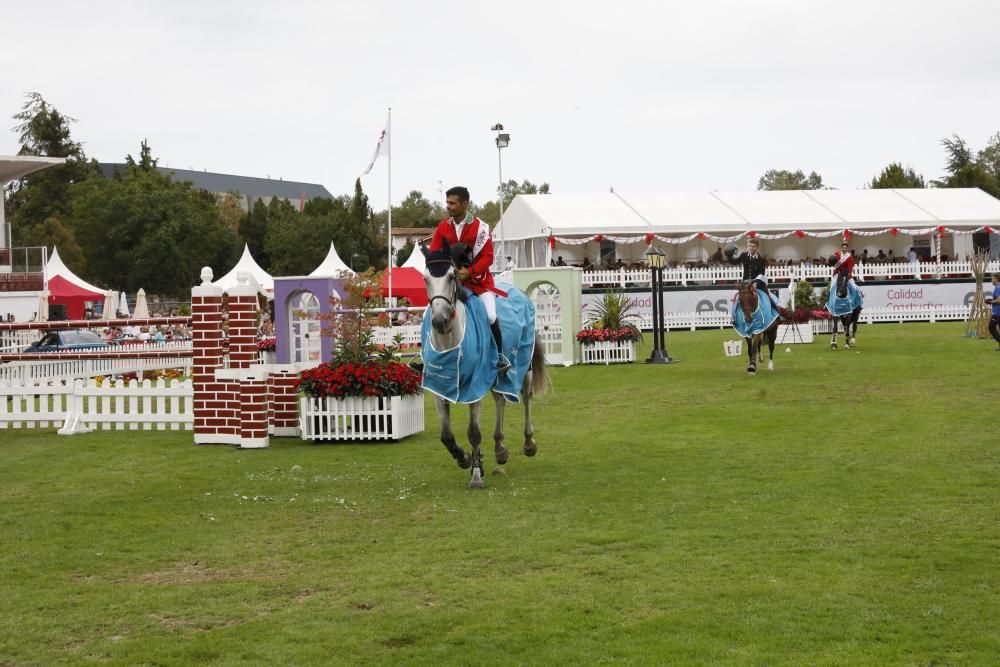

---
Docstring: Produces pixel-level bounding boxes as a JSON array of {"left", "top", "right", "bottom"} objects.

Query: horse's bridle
[{"left": 426, "top": 259, "right": 458, "bottom": 317}]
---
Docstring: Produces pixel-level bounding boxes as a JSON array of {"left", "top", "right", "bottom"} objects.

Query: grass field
[{"left": 2, "top": 322, "right": 999, "bottom": 665}]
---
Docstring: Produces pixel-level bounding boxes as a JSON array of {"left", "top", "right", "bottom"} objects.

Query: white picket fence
[
  {"left": 0, "top": 329, "right": 42, "bottom": 354},
  {"left": 582, "top": 260, "right": 1000, "bottom": 287},
  {"left": 0, "top": 378, "right": 193, "bottom": 432},
  {"left": 372, "top": 324, "right": 422, "bottom": 348},
  {"left": 644, "top": 305, "right": 970, "bottom": 332}
]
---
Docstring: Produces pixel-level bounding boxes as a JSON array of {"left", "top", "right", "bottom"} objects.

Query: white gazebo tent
[
  {"left": 497, "top": 188, "right": 1000, "bottom": 267},
  {"left": 399, "top": 243, "right": 426, "bottom": 272},
  {"left": 310, "top": 242, "right": 355, "bottom": 277},
  {"left": 213, "top": 244, "right": 274, "bottom": 293}
]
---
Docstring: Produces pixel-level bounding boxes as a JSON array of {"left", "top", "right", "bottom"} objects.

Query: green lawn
[{"left": 2, "top": 323, "right": 998, "bottom": 665}]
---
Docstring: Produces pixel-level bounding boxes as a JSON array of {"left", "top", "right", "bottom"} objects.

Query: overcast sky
[{"left": 3, "top": 0, "right": 999, "bottom": 210}]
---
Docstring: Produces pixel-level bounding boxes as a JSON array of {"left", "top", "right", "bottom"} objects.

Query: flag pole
[{"left": 387, "top": 107, "right": 393, "bottom": 303}]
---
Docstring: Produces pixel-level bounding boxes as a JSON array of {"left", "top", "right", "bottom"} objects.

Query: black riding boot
[{"left": 490, "top": 321, "right": 511, "bottom": 374}]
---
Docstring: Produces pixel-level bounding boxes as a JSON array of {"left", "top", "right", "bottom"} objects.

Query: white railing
[
  {"left": 0, "top": 378, "right": 194, "bottom": 432},
  {"left": 372, "top": 324, "right": 422, "bottom": 348},
  {"left": 0, "top": 355, "right": 192, "bottom": 385},
  {"left": 643, "top": 305, "right": 971, "bottom": 332},
  {"left": 0, "top": 329, "right": 41, "bottom": 354},
  {"left": 582, "top": 260, "right": 1000, "bottom": 287}
]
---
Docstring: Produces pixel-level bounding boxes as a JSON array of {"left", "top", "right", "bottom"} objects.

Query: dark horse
[
  {"left": 422, "top": 244, "right": 549, "bottom": 489},
  {"left": 737, "top": 280, "right": 779, "bottom": 375},
  {"left": 829, "top": 273, "right": 862, "bottom": 350}
]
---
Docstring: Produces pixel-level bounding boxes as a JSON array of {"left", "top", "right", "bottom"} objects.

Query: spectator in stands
[
  {"left": 555, "top": 256, "right": 567, "bottom": 266},
  {"left": 153, "top": 327, "right": 166, "bottom": 343},
  {"left": 988, "top": 272, "right": 1000, "bottom": 351},
  {"left": 710, "top": 246, "right": 724, "bottom": 264},
  {"left": 861, "top": 249, "right": 869, "bottom": 264},
  {"left": 887, "top": 249, "right": 895, "bottom": 262},
  {"left": 907, "top": 248, "right": 918, "bottom": 263},
  {"left": 876, "top": 249, "right": 887, "bottom": 262}
]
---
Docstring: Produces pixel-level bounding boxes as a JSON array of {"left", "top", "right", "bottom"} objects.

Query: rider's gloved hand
[{"left": 457, "top": 267, "right": 471, "bottom": 281}]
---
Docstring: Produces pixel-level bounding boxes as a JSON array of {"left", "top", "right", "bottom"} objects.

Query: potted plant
[
  {"left": 256, "top": 337, "right": 276, "bottom": 364},
  {"left": 578, "top": 289, "right": 643, "bottom": 364},
  {"left": 296, "top": 270, "right": 424, "bottom": 441}
]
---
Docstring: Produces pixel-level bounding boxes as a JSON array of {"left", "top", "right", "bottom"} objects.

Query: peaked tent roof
[
  {"left": 496, "top": 188, "right": 1000, "bottom": 239},
  {"left": 400, "top": 243, "right": 426, "bottom": 272},
  {"left": 45, "top": 247, "right": 107, "bottom": 294},
  {"left": 213, "top": 244, "right": 274, "bottom": 292},
  {"left": 46, "top": 274, "right": 104, "bottom": 300},
  {"left": 310, "top": 242, "right": 355, "bottom": 276}
]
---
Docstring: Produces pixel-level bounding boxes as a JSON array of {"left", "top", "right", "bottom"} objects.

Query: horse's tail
[{"left": 530, "top": 338, "right": 549, "bottom": 395}]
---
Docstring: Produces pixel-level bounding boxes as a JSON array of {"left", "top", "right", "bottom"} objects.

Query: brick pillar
[
  {"left": 227, "top": 275, "right": 258, "bottom": 369},
  {"left": 192, "top": 268, "right": 227, "bottom": 445},
  {"left": 269, "top": 368, "right": 301, "bottom": 437},
  {"left": 239, "top": 372, "right": 269, "bottom": 448}
]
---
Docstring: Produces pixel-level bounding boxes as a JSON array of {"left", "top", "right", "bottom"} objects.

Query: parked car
[{"left": 25, "top": 329, "right": 109, "bottom": 352}]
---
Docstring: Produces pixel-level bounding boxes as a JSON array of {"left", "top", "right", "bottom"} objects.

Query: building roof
[
  {"left": 99, "top": 163, "right": 334, "bottom": 201},
  {"left": 495, "top": 188, "right": 1000, "bottom": 239},
  {"left": 391, "top": 227, "right": 434, "bottom": 236}
]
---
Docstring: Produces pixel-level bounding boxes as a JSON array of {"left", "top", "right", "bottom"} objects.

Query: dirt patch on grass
[{"left": 114, "top": 560, "right": 284, "bottom": 585}]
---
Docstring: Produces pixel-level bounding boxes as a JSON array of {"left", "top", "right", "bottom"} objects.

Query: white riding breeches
[{"left": 478, "top": 291, "right": 497, "bottom": 324}]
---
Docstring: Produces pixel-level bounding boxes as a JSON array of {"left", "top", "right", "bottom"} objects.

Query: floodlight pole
[{"left": 492, "top": 123, "right": 509, "bottom": 266}]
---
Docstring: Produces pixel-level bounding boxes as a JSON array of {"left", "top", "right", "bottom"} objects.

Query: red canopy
[
  {"left": 47, "top": 274, "right": 104, "bottom": 319},
  {"left": 380, "top": 267, "right": 428, "bottom": 306}
]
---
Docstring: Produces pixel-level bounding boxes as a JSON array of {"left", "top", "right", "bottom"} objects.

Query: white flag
[{"left": 360, "top": 116, "right": 390, "bottom": 176}]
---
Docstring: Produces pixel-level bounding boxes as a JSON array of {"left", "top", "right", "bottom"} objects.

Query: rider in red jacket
[
  {"left": 831, "top": 241, "right": 857, "bottom": 286},
  {"left": 429, "top": 186, "right": 510, "bottom": 373}
]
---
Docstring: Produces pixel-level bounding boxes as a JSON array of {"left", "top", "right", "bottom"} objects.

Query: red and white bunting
[{"left": 550, "top": 226, "right": 994, "bottom": 247}]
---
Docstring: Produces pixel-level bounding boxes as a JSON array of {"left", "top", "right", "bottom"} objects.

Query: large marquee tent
[{"left": 494, "top": 188, "right": 1000, "bottom": 267}]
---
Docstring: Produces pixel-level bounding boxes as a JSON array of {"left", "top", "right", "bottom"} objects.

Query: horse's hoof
[
  {"left": 457, "top": 453, "right": 472, "bottom": 469},
  {"left": 495, "top": 445, "right": 509, "bottom": 465},
  {"left": 469, "top": 468, "right": 484, "bottom": 489},
  {"left": 830, "top": 343, "right": 838, "bottom": 350},
  {"left": 768, "top": 361, "right": 774, "bottom": 371},
  {"left": 747, "top": 369, "right": 756, "bottom": 376},
  {"left": 523, "top": 441, "right": 538, "bottom": 457}
]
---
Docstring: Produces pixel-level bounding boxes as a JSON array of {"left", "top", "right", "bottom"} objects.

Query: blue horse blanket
[
  {"left": 826, "top": 280, "right": 864, "bottom": 317},
  {"left": 421, "top": 283, "right": 535, "bottom": 404},
  {"left": 731, "top": 289, "right": 781, "bottom": 337}
]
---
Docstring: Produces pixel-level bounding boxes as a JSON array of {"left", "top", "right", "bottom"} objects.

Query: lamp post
[
  {"left": 350, "top": 253, "right": 360, "bottom": 272},
  {"left": 492, "top": 123, "right": 510, "bottom": 265},
  {"left": 645, "top": 246, "right": 675, "bottom": 364}
]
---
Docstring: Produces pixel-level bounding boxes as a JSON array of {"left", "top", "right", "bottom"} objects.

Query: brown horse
[{"left": 737, "top": 280, "right": 779, "bottom": 375}]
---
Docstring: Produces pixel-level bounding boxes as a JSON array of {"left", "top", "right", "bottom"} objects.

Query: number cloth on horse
[
  {"left": 731, "top": 288, "right": 781, "bottom": 337},
  {"left": 420, "top": 283, "right": 536, "bottom": 404},
  {"left": 825, "top": 281, "right": 864, "bottom": 317}
]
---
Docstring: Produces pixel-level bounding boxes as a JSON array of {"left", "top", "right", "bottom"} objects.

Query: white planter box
[
  {"left": 299, "top": 393, "right": 424, "bottom": 441},
  {"left": 775, "top": 324, "right": 814, "bottom": 344},
  {"left": 581, "top": 339, "right": 637, "bottom": 365}
]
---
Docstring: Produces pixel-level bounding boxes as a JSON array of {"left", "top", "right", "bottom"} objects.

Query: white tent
[
  {"left": 45, "top": 247, "right": 107, "bottom": 294},
  {"left": 496, "top": 188, "right": 1000, "bottom": 266},
  {"left": 400, "top": 243, "right": 426, "bottom": 272},
  {"left": 310, "top": 242, "right": 355, "bottom": 276},
  {"left": 213, "top": 244, "right": 274, "bottom": 292}
]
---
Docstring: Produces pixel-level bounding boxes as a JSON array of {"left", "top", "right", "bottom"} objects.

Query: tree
[
  {"left": 870, "top": 163, "right": 925, "bottom": 189},
  {"left": 239, "top": 199, "right": 271, "bottom": 270},
  {"left": 932, "top": 133, "right": 1000, "bottom": 197},
  {"left": 350, "top": 179, "right": 385, "bottom": 270},
  {"left": 65, "top": 142, "right": 239, "bottom": 296},
  {"left": 4, "top": 92, "right": 100, "bottom": 245},
  {"left": 395, "top": 238, "right": 415, "bottom": 267},
  {"left": 21, "top": 216, "right": 86, "bottom": 271},
  {"left": 756, "top": 169, "right": 824, "bottom": 191}
]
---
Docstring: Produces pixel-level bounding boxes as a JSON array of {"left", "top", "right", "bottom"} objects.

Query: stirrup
[{"left": 497, "top": 353, "right": 511, "bottom": 374}]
